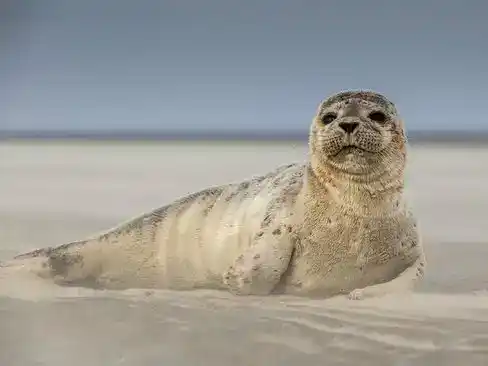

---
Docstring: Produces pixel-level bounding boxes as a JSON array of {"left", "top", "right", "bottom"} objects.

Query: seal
[{"left": 8, "top": 90, "right": 425, "bottom": 300}]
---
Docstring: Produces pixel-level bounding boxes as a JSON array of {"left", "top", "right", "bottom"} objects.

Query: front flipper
[
  {"left": 223, "top": 226, "right": 295, "bottom": 296},
  {"left": 348, "top": 249, "right": 426, "bottom": 300}
]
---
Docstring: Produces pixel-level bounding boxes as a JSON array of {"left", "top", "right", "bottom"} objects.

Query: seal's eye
[
  {"left": 368, "top": 111, "right": 387, "bottom": 123},
  {"left": 321, "top": 113, "right": 337, "bottom": 125}
]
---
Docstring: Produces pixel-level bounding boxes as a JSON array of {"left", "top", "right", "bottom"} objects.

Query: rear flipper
[
  {"left": 12, "top": 234, "right": 161, "bottom": 289},
  {"left": 13, "top": 241, "right": 105, "bottom": 288}
]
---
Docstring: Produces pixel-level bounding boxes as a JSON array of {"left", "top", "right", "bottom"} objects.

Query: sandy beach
[{"left": 1, "top": 141, "right": 487, "bottom": 365}]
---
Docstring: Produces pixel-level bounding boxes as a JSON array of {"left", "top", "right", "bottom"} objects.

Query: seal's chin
[{"left": 325, "top": 144, "right": 380, "bottom": 175}]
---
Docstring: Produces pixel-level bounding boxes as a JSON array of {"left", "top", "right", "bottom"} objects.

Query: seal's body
[{"left": 9, "top": 90, "right": 425, "bottom": 299}]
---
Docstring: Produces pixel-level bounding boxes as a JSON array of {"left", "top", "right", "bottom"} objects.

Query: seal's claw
[
  {"left": 223, "top": 266, "right": 252, "bottom": 296},
  {"left": 348, "top": 288, "right": 364, "bottom": 300}
]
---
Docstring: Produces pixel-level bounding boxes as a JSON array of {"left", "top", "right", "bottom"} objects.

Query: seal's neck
[{"left": 308, "top": 158, "right": 405, "bottom": 217}]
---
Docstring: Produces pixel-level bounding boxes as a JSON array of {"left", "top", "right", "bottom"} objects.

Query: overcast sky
[{"left": 1, "top": 0, "right": 487, "bottom": 133}]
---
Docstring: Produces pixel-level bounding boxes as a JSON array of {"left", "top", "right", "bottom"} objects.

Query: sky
[{"left": 1, "top": 0, "right": 488, "bottom": 133}]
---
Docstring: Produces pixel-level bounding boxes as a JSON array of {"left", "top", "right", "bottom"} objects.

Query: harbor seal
[{"left": 8, "top": 90, "right": 425, "bottom": 300}]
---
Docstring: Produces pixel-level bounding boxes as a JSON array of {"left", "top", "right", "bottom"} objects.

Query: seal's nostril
[{"left": 338, "top": 121, "right": 359, "bottom": 134}]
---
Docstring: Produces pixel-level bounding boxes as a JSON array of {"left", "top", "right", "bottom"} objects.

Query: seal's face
[{"left": 310, "top": 90, "right": 405, "bottom": 176}]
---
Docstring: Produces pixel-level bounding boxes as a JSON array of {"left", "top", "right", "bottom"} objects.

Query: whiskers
[{"left": 311, "top": 130, "right": 344, "bottom": 156}]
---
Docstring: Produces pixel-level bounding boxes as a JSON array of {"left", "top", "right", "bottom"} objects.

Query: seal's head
[{"left": 310, "top": 90, "right": 406, "bottom": 179}]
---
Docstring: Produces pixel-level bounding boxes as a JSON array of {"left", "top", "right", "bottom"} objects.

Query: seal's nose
[{"left": 338, "top": 121, "right": 359, "bottom": 134}]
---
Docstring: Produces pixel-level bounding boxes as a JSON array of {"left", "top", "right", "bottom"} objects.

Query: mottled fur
[{"left": 8, "top": 90, "right": 425, "bottom": 299}]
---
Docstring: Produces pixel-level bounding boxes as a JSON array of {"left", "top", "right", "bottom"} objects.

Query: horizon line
[{"left": 2, "top": 129, "right": 488, "bottom": 144}]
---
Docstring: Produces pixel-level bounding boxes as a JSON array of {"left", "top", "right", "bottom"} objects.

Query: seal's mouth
[{"left": 334, "top": 145, "right": 366, "bottom": 156}]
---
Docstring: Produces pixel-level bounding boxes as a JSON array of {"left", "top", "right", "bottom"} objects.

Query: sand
[{"left": 1, "top": 141, "right": 487, "bottom": 365}]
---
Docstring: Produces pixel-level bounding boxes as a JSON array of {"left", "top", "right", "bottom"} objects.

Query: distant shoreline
[{"left": 1, "top": 130, "right": 488, "bottom": 145}]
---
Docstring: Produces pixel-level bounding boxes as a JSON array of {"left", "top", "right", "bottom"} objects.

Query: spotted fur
[{"left": 9, "top": 90, "right": 425, "bottom": 299}]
